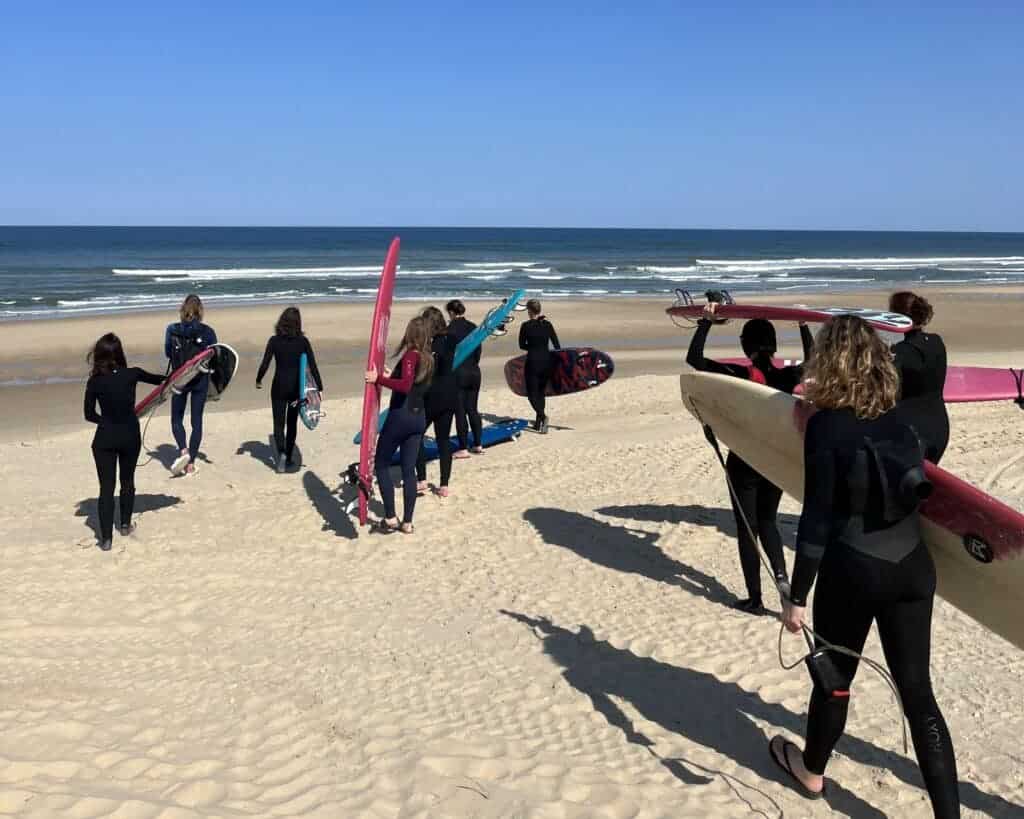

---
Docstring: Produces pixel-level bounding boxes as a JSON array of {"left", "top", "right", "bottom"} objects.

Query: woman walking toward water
[
  {"left": 889, "top": 291, "right": 949, "bottom": 463},
  {"left": 84, "top": 334, "right": 165, "bottom": 551},
  {"left": 255, "top": 307, "right": 323, "bottom": 473},
  {"left": 518, "top": 299, "right": 560, "bottom": 434},
  {"left": 773, "top": 316, "right": 959, "bottom": 815},
  {"left": 446, "top": 299, "right": 484, "bottom": 456},
  {"left": 366, "top": 316, "right": 433, "bottom": 534},
  {"left": 415, "top": 306, "right": 458, "bottom": 496},
  {"left": 687, "top": 303, "right": 814, "bottom": 614},
  {"left": 164, "top": 294, "right": 217, "bottom": 476}
]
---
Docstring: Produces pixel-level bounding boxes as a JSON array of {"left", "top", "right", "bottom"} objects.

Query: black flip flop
[
  {"left": 768, "top": 736, "right": 826, "bottom": 800},
  {"left": 371, "top": 519, "right": 399, "bottom": 535}
]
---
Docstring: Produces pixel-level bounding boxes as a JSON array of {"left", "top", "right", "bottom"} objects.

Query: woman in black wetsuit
[
  {"left": 446, "top": 299, "right": 484, "bottom": 456},
  {"left": 84, "top": 333, "right": 165, "bottom": 551},
  {"left": 687, "top": 303, "right": 814, "bottom": 614},
  {"left": 255, "top": 307, "right": 324, "bottom": 473},
  {"left": 518, "top": 299, "right": 560, "bottom": 434},
  {"left": 415, "top": 306, "right": 458, "bottom": 497},
  {"left": 889, "top": 291, "right": 949, "bottom": 463},
  {"left": 773, "top": 316, "right": 959, "bottom": 816},
  {"left": 365, "top": 316, "right": 433, "bottom": 534}
]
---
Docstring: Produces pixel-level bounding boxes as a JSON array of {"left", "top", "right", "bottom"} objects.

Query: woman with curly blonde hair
[{"left": 771, "top": 315, "right": 959, "bottom": 815}]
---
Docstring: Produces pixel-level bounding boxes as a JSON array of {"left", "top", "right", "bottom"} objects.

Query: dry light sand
[{"left": 1, "top": 291, "right": 1023, "bottom": 817}]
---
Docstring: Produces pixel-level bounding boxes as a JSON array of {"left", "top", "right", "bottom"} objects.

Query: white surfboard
[{"left": 679, "top": 371, "right": 1024, "bottom": 650}]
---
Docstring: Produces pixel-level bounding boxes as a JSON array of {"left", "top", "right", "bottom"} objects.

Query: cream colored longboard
[{"left": 679, "top": 371, "right": 1024, "bottom": 651}]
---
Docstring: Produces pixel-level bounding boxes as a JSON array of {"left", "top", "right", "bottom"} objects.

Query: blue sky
[{"left": 2, "top": 2, "right": 1022, "bottom": 230}]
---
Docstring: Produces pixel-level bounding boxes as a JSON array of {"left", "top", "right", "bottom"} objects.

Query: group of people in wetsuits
[
  {"left": 365, "top": 298, "right": 561, "bottom": 534},
  {"left": 688, "top": 290, "right": 958, "bottom": 816},
  {"left": 85, "top": 294, "right": 563, "bottom": 545}
]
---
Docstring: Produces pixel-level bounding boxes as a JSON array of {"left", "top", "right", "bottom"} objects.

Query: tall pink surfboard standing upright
[{"left": 358, "top": 237, "right": 401, "bottom": 526}]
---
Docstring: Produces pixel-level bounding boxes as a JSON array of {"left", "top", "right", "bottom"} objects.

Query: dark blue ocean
[{"left": 2, "top": 226, "right": 1024, "bottom": 320}]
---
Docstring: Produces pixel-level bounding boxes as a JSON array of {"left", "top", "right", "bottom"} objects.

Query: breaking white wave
[
  {"left": 463, "top": 261, "right": 536, "bottom": 269},
  {"left": 528, "top": 274, "right": 566, "bottom": 280},
  {"left": 116, "top": 265, "right": 383, "bottom": 280}
]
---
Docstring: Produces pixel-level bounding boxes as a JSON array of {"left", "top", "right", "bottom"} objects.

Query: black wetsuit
[
  {"left": 519, "top": 316, "right": 561, "bottom": 425},
  {"left": 893, "top": 329, "right": 949, "bottom": 463},
  {"left": 375, "top": 351, "right": 429, "bottom": 523},
  {"left": 256, "top": 334, "right": 324, "bottom": 462},
  {"left": 447, "top": 317, "right": 483, "bottom": 449},
  {"left": 84, "top": 367, "right": 165, "bottom": 543},
  {"left": 791, "top": 407, "right": 959, "bottom": 817},
  {"left": 164, "top": 320, "right": 217, "bottom": 463},
  {"left": 687, "top": 319, "right": 814, "bottom": 604},
  {"left": 417, "top": 331, "right": 459, "bottom": 488}
]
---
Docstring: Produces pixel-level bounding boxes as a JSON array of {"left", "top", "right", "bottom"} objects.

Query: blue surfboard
[
  {"left": 353, "top": 290, "right": 526, "bottom": 444},
  {"left": 382, "top": 417, "right": 528, "bottom": 465}
]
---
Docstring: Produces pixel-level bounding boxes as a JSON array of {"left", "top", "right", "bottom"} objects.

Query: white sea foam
[
  {"left": 463, "top": 261, "right": 536, "bottom": 269},
  {"left": 528, "top": 275, "right": 566, "bottom": 280},
  {"left": 468, "top": 274, "right": 505, "bottom": 281},
  {"left": 638, "top": 265, "right": 700, "bottom": 274},
  {"left": 696, "top": 256, "right": 1024, "bottom": 273},
  {"left": 116, "top": 265, "right": 383, "bottom": 280}
]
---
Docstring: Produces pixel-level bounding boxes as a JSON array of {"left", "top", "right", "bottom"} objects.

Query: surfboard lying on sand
[
  {"left": 355, "top": 237, "right": 400, "bottom": 526},
  {"left": 667, "top": 303, "right": 914, "bottom": 333},
  {"left": 679, "top": 371, "right": 1024, "bottom": 650},
  {"left": 353, "top": 289, "right": 528, "bottom": 444},
  {"left": 207, "top": 343, "right": 239, "bottom": 401},
  {"left": 381, "top": 418, "right": 529, "bottom": 466},
  {"left": 134, "top": 348, "right": 215, "bottom": 417},
  {"left": 715, "top": 358, "right": 1024, "bottom": 404},
  {"left": 504, "top": 348, "right": 615, "bottom": 397},
  {"left": 298, "top": 352, "right": 322, "bottom": 430}
]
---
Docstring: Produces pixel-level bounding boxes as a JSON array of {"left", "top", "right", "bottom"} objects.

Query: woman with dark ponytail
[
  {"left": 686, "top": 304, "right": 814, "bottom": 615},
  {"left": 84, "top": 334, "right": 165, "bottom": 551},
  {"left": 889, "top": 291, "right": 949, "bottom": 463},
  {"left": 445, "top": 299, "right": 484, "bottom": 456}
]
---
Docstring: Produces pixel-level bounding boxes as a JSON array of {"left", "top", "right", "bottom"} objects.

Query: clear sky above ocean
[{"left": 2, "top": 2, "right": 1022, "bottom": 230}]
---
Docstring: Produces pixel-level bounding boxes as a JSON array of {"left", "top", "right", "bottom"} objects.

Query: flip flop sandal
[
  {"left": 768, "top": 736, "right": 826, "bottom": 800},
  {"left": 454, "top": 451, "right": 471, "bottom": 460}
]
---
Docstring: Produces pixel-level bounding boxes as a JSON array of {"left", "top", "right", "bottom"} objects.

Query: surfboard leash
[
  {"left": 691, "top": 401, "right": 909, "bottom": 755},
  {"left": 1011, "top": 368, "right": 1024, "bottom": 409}
]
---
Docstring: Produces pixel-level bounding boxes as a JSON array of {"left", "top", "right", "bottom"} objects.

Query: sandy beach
[{"left": 1, "top": 289, "right": 1023, "bottom": 817}]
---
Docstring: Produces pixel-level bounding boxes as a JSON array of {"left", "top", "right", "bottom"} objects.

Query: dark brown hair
[
  {"left": 803, "top": 316, "right": 899, "bottom": 420},
  {"left": 88, "top": 333, "right": 128, "bottom": 378},
  {"left": 445, "top": 299, "right": 466, "bottom": 316},
  {"left": 275, "top": 306, "right": 302, "bottom": 337},
  {"left": 180, "top": 293, "right": 204, "bottom": 322},
  {"left": 889, "top": 291, "right": 933, "bottom": 327},
  {"left": 526, "top": 298, "right": 542, "bottom": 317},
  {"left": 394, "top": 316, "right": 434, "bottom": 383},
  {"left": 420, "top": 305, "right": 447, "bottom": 337}
]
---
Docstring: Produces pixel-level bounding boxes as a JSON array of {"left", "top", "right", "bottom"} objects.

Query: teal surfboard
[
  {"left": 353, "top": 290, "right": 526, "bottom": 444},
  {"left": 298, "top": 352, "right": 322, "bottom": 430}
]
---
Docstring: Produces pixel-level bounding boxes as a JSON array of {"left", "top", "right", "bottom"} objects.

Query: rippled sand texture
[{"left": 1, "top": 376, "right": 1022, "bottom": 817}]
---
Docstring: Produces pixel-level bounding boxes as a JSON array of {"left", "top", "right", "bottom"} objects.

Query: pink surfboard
[
  {"left": 134, "top": 348, "right": 215, "bottom": 417},
  {"left": 357, "top": 237, "right": 401, "bottom": 526},
  {"left": 667, "top": 303, "right": 913, "bottom": 334},
  {"left": 716, "top": 359, "right": 1022, "bottom": 404}
]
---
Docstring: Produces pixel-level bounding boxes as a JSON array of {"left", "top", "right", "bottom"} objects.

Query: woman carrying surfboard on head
[
  {"left": 415, "top": 306, "right": 459, "bottom": 497},
  {"left": 773, "top": 315, "right": 959, "bottom": 815},
  {"left": 518, "top": 299, "right": 561, "bottom": 434},
  {"left": 164, "top": 294, "right": 217, "bottom": 476},
  {"left": 84, "top": 334, "right": 165, "bottom": 551},
  {"left": 889, "top": 291, "right": 949, "bottom": 463},
  {"left": 446, "top": 299, "right": 484, "bottom": 457},
  {"left": 255, "top": 307, "right": 323, "bottom": 473},
  {"left": 365, "top": 316, "right": 434, "bottom": 534},
  {"left": 687, "top": 302, "right": 814, "bottom": 615}
]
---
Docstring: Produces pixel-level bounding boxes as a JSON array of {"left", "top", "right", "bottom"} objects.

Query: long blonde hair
[
  {"left": 803, "top": 315, "right": 899, "bottom": 420},
  {"left": 180, "top": 293, "right": 204, "bottom": 323},
  {"left": 393, "top": 316, "right": 434, "bottom": 383}
]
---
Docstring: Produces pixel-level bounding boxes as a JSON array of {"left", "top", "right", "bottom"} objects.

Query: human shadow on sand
[
  {"left": 75, "top": 494, "right": 182, "bottom": 539},
  {"left": 596, "top": 503, "right": 800, "bottom": 541},
  {"left": 236, "top": 436, "right": 302, "bottom": 472},
  {"left": 523, "top": 507, "right": 735, "bottom": 608},
  {"left": 502, "top": 612, "right": 1020, "bottom": 819},
  {"left": 303, "top": 471, "right": 358, "bottom": 539}
]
